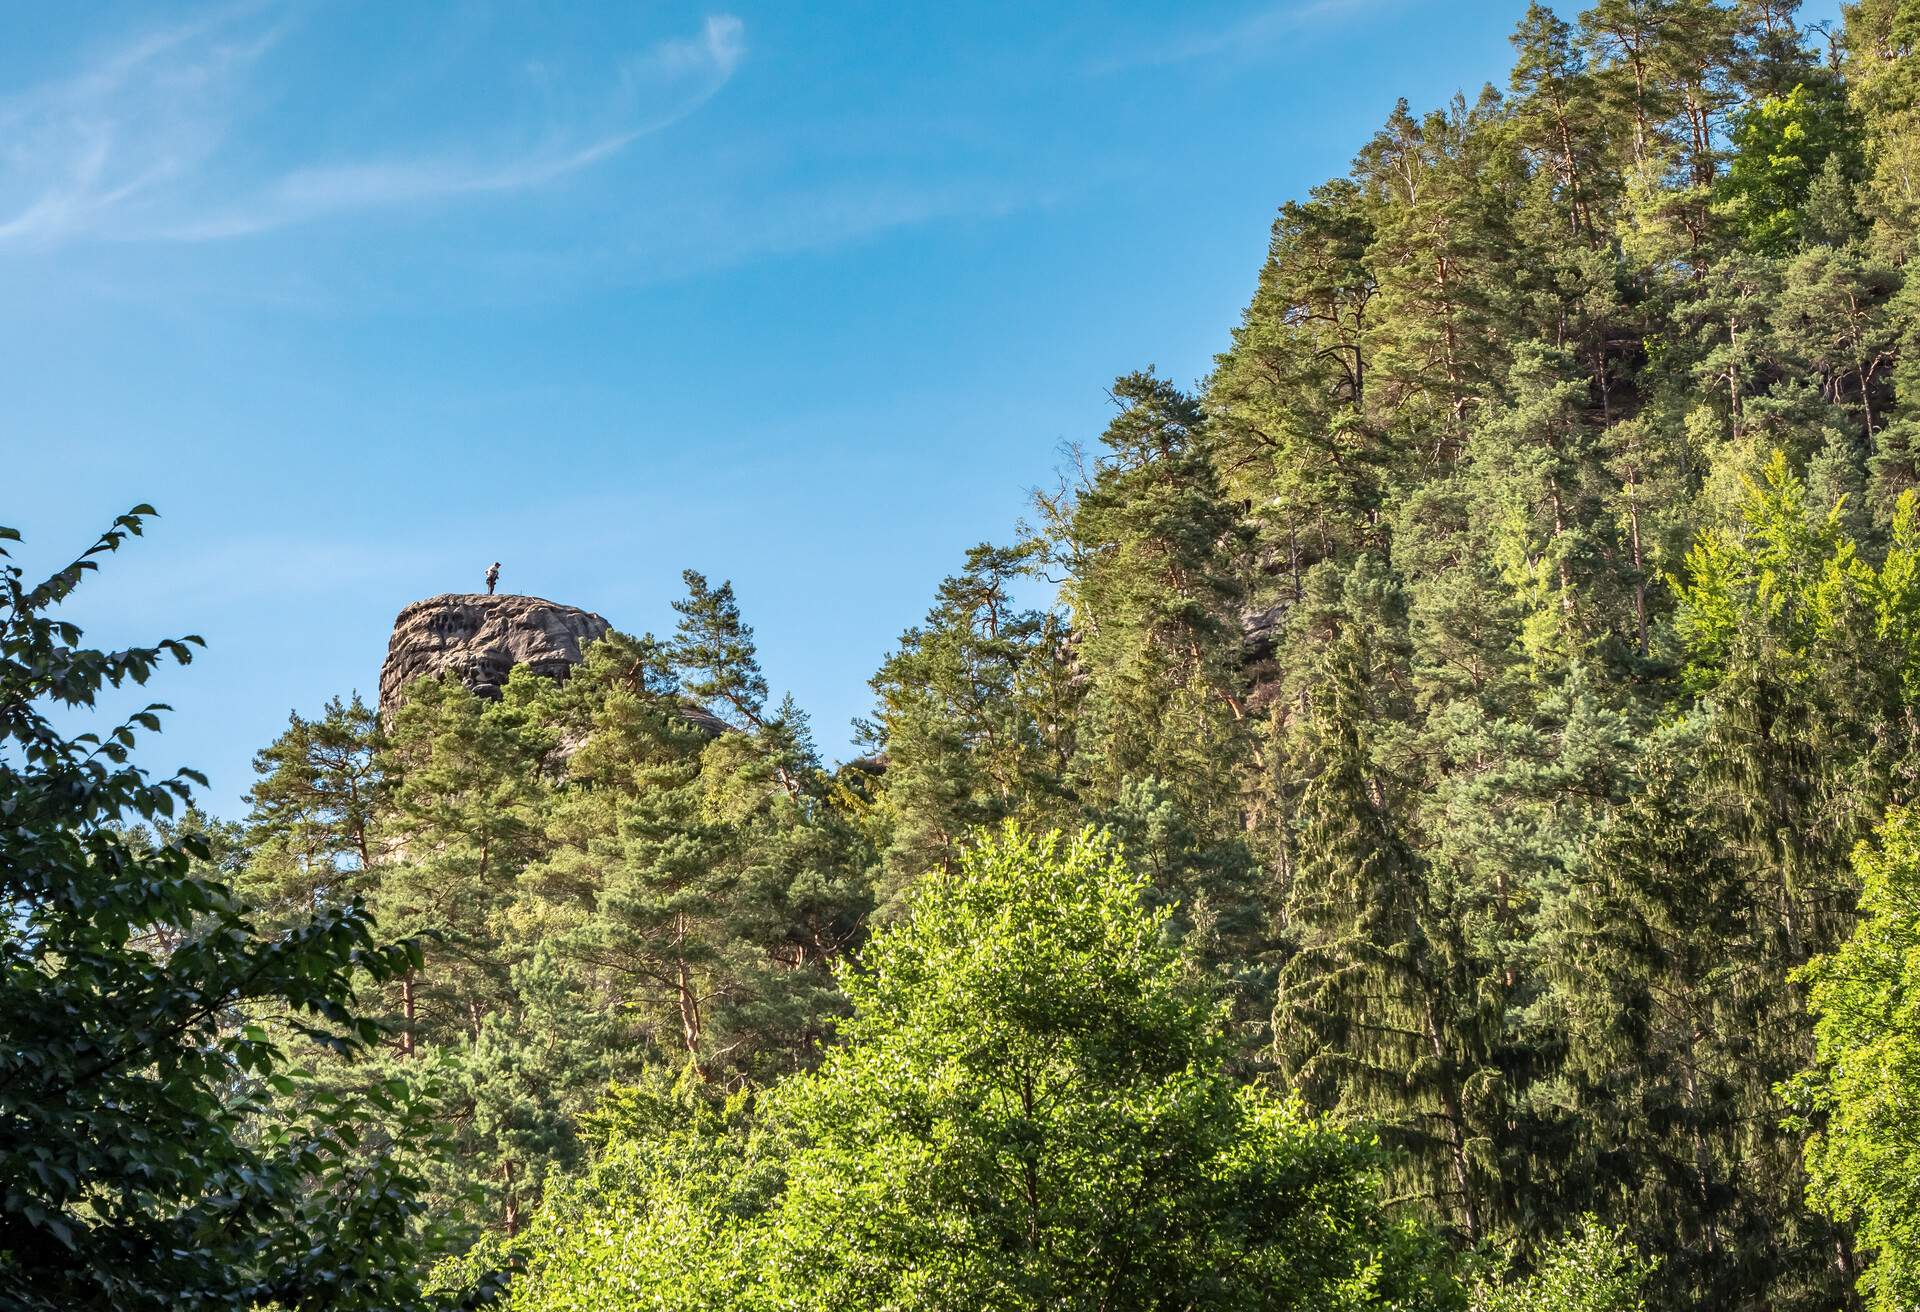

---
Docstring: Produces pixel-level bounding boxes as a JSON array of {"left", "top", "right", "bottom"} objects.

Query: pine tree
[
  {"left": 1842, "top": 0, "right": 1920, "bottom": 248},
  {"left": 861, "top": 541, "right": 1076, "bottom": 898},
  {"left": 1042, "top": 370, "right": 1257, "bottom": 826},
  {"left": 240, "top": 694, "right": 384, "bottom": 921},
  {"left": 1511, "top": 3, "right": 1616, "bottom": 244},
  {"left": 1356, "top": 96, "right": 1515, "bottom": 457},
  {"left": 528, "top": 622, "right": 865, "bottom": 1089},
  {"left": 1209, "top": 180, "right": 1385, "bottom": 569},
  {"left": 376, "top": 670, "right": 556, "bottom": 1055}
]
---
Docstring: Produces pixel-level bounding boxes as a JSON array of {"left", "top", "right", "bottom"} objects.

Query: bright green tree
[
  {"left": 1470, "top": 1218, "right": 1657, "bottom": 1312},
  {"left": 1795, "top": 805, "right": 1920, "bottom": 1312},
  {"left": 1718, "top": 77, "right": 1864, "bottom": 251},
  {"left": 510, "top": 826, "right": 1456, "bottom": 1312}
]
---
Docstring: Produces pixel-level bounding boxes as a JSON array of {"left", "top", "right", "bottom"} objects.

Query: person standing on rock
[{"left": 485, "top": 562, "right": 501, "bottom": 596}]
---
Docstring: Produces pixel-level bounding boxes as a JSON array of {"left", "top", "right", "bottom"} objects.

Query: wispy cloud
[
  {"left": 636, "top": 13, "right": 746, "bottom": 82},
  {"left": 0, "top": 3, "right": 279, "bottom": 243},
  {"left": 1087, "top": 0, "right": 1383, "bottom": 75},
  {"left": 0, "top": 8, "right": 745, "bottom": 247},
  {"left": 157, "top": 131, "right": 642, "bottom": 241}
]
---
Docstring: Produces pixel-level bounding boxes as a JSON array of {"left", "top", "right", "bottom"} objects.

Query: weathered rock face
[{"left": 378, "top": 593, "right": 612, "bottom": 715}]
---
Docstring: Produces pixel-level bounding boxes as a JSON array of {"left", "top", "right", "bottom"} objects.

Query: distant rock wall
[{"left": 377, "top": 593, "right": 612, "bottom": 715}]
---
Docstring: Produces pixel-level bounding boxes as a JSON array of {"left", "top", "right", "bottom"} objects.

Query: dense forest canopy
[{"left": 11, "top": 1, "right": 1920, "bottom": 1308}]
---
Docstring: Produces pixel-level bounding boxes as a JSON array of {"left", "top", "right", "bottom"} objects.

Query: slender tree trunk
[
  {"left": 675, "top": 915, "right": 710, "bottom": 1079},
  {"left": 1425, "top": 996, "right": 1481, "bottom": 1242},
  {"left": 1018, "top": 1068, "right": 1043, "bottom": 1253},
  {"left": 400, "top": 972, "right": 417, "bottom": 1057}
]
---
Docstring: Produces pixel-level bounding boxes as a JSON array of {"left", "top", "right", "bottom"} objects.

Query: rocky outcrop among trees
[
  {"left": 377, "top": 590, "right": 729, "bottom": 736},
  {"left": 376, "top": 593, "right": 612, "bottom": 714}
]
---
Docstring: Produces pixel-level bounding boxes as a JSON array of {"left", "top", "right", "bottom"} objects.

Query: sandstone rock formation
[
  {"left": 378, "top": 592, "right": 731, "bottom": 737},
  {"left": 378, "top": 593, "right": 613, "bottom": 715}
]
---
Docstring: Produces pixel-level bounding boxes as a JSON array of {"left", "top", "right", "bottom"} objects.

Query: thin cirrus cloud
[{"left": 0, "top": 8, "right": 745, "bottom": 248}]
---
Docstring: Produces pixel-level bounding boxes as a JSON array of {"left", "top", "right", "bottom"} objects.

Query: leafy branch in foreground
[{"left": 0, "top": 508, "right": 487, "bottom": 1311}]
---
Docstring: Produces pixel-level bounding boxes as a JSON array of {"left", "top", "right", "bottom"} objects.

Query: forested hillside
[{"left": 11, "top": 2, "right": 1920, "bottom": 1309}]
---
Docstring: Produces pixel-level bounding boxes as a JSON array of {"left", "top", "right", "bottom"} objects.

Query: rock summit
[{"left": 377, "top": 593, "right": 612, "bottom": 715}]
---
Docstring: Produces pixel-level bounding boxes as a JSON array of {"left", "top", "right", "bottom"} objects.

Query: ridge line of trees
[{"left": 14, "top": 2, "right": 1920, "bottom": 1308}]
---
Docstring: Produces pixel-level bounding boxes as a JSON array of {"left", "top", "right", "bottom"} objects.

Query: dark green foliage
[
  {"left": 33, "top": 3, "right": 1920, "bottom": 1305},
  {"left": 1547, "top": 715, "right": 1850, "bottom": 1310},
  {"left": 227, "top": 571, "right": 873, "bottom": 1260},
  {"left": 0, "top": 511, "right": 469, "bottom": 1310}
]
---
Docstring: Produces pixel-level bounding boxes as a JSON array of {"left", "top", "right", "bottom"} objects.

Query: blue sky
[{"left": 5, "top": 0, "right": 1842, "bottom": 818}]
